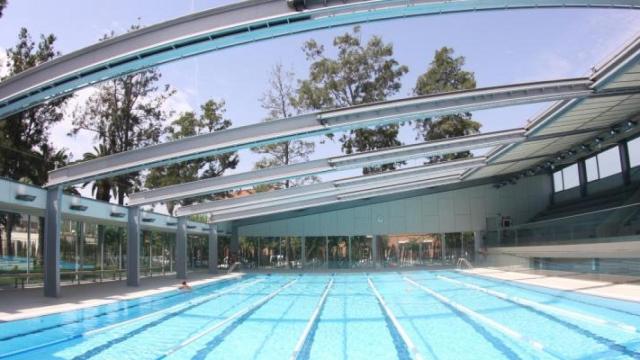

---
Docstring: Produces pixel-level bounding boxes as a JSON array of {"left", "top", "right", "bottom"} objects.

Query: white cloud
[
  {"left": 162, "top": 88, "right": 194, "bottom": 124},
  {"left": 0, "top": 47, "right": 9, "bottom": 78},
  {"left": 50, "top": 87, "right": 98, "bottom": 162}
]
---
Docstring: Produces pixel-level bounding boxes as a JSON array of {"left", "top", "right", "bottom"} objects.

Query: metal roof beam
[
  {"left": 208, "top": 175, "right": 461, "bottom": 223},
  {"left": 49, "top": 78, "right": 590, "bottom": 187},
  {"left": 129, "top": 129, "right": 524, "bottom": 206},
  {"left": 1, "top": 0, "right": 636, "bottom": 120},
  {"left": 175, "top": 157, "right": 485, "bottom": 217}
]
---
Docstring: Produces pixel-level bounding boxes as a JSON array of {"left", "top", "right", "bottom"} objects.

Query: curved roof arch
[{"left": 0, "top": 0, "right": 638, "bottom": 119}]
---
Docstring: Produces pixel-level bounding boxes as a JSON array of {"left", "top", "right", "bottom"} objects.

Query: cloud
[
  {"left": 0, "top": 47, "right": 8, "bottom": 78},
  {"left": 162, "top": 88, "right": 194, "bottom": 124}
]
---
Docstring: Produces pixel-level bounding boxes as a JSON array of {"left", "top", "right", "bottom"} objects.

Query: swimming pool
[{"left": 1, "top": 270, "right": 639, "bottom": 359}]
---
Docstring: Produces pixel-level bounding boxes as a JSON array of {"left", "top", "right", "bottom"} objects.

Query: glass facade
[
  {"left": 0, "top": 210, "right": 182, "bottom": 288},
  {"left": 232, "top": 233, "right": 468, "bottom": 271}
]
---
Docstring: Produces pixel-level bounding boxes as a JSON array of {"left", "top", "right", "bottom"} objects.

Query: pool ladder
[
  {"left": 227, "top": 262, "right": 241, "bottom": 274},
  {"left": 456, "top": 257, "right": 473, "bottom": 269}
]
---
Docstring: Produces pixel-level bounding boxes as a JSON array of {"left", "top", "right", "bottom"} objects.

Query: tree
[
  {"left": 0, "top": 0, "right": 7, "bottom": 18},
  {"left": 145, "top": 99, "right": 239, "bottom": 215},
  {"left": 71, "top": 25, "right": 174, "bottom": 205},
  {"left": 413, "top": 47, "right": 481, "bottom": 162},
  {"left": 297, "top": 26, "right": 408, "bottom": 174},
  {"left": 0, "top": 28, "right": 70, "bottom": 257},
  {"left": 81, "top": 145, "right": 117, "bottom": 202},
  {"left": 252, "top": 63, "right": 316, "bottom": 190}
]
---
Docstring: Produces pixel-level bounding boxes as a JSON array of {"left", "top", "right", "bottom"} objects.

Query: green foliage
[
  {"left": 145, "top": 99, "right": 239, "bottom": 215},
  {"left": 81, "top": 144, "right": 116, "bottom": 202},
  {"left": 71, "top": 25, "right": 175, "bottom": 205},
  {"left": 297, "top": 26, "right": 408, "bottom": 174},
  {"left": 252, "top": 63, "right": 317, "bottom": 190},
  {"left": 0, "top": 28, "right": 71, "bottom": 185},
  {"left": 413, "top": 47, "right": 481, "bottom": 162},
  {"left": 0, "top": 0, "right": 6, "bottom": 18}
]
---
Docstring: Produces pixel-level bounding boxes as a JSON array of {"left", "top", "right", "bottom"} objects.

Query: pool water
[{"left": 1, "top": 271, "right": 639, "bottom": 359}]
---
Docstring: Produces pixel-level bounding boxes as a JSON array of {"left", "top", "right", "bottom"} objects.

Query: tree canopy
[
  {"left": 145, "top": 99, "right": 239, "bottom": 215},
  {"left": 71, "top": 26, "right": 175, "bottom": 205},
  {"left": 297, "top": 26, "right": 408, "bottom": 174},
  {"left": 0, "top": 28, "right": 70, "bottom": 186},
  {"left": 252, "top": 63, "right": 317, "bottom": 191},
  {"left": 413, "top": 47, "right": 482, "bottom": 162}
]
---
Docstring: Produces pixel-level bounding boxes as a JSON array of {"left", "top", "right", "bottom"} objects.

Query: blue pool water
[{"left": 1, "top": 270, "right": 640, "bottom": 359}]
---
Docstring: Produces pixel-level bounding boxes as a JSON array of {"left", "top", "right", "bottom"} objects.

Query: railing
[
  {"left": 0, "top": 267, "right": 176, "bottom": 289},
  {"left": 486, "top": 201, "right": 640, "bottom": 247}
]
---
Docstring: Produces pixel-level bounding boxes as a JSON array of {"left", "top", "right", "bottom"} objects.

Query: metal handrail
[{"left": 505, "top": 201, "right": 640, "bottom": 229}]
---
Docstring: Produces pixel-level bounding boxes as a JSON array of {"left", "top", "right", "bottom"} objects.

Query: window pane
[
  {"left": 553, "top": 171, "right": 564, "bottom": 192},
  {"left": 562, "top": 164, "right": 580, "bottom": 189},
  {"left": 585, "top": 156, "right": 599, "bottom": 182},
  {"left": 629, "top": 137, "right": 640, "bottom": 168},
  {"left": 597, "top": 146, "right": 622, "bottom": 178}
]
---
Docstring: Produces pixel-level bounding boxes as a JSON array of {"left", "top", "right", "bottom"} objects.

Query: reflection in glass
[
  {"left": 350, "top": 236, "right": 372, "bottom": 268},
  {"left": 304, "top": 236, "right": 326, "bottom": 270},
  {"left": 328, "top": 236, "right": 349, "bottom": 268}
]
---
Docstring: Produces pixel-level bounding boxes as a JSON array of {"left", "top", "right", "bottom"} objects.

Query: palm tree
[{"left": 81, "top": 145, "right": 116, "bottom": 202}]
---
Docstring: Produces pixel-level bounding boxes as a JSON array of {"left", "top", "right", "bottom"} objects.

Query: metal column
[
  {"left": 372, "top": 236, "right": 380, "bottom": 268},
  {"left": 577, "top": 159, "right": 588, "bottom": 197},
  {"left": 230, "top": 225, "right": 239, "bottom": 262},
  {"left": 620, "top": 142, "right": 631, "bottom": 186},
  {"left": 44, "top": 186, "right": 62, "bottom": 298},
  {"left": 441, "top": 233, "right": 447, "bottom": 262},
  {"left": 208, "top": 226, "right": 218, "bottom": 274},
  {"left": 127, "top": 206, "right": 140, "bottom": 286},
  {"left": 176, "top": 217, "right": 187, "bottom": 279}
]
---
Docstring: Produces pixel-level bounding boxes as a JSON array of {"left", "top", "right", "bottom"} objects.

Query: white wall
[{"left": 238, "top": 175, "right": 551, "bottom": 237}]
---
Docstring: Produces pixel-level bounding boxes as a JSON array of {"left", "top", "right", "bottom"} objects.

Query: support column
[
  {"left": 441, "top": 233, "right": 447, "bottom": 262},
  {"left": 230, "top": 225, "right": 239, "bottom": 263},
  {"left": 372, "top": 236, "right": 380, "bottom": 268},
  {"left": 127, "top": 206, "right": 140, "bottom": 287},
  {"left": 301, "top": 237, "right": 306, "bottom": 269},
  {"left": 473, "top": 231, "right": 482, "bottom": 263},
  {"left": 577, "top": 159, "right": 588, "bottom": 197},
  {"left": 620, "top": 142, "right": 631, "bottom": 186},
  {"left": 208, "top": 226, "right": 218, "bottom": 274},
  {"left": 44, "top": 186, "right": 62, "bottom": 298},
  {"left": 176, "top": 217, "right": 187, "bottom": 279}
]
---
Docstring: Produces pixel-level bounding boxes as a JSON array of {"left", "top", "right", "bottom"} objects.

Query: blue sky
[{"left": 1, "top": 1, "right": 639, "bottom": 208}]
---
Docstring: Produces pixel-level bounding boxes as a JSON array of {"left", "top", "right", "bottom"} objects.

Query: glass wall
[
  {"left": 0, "top": 213, "right": 43, "bottom": 287},
  {"left": 218, "top": 235, "right": 230, "bottom": 270},
  {"left": 188, "top": 234, "right": 208, "bottom": 271},
  {"left": 225, "top": 233, "right": 476, "bottom": 272},
  {"left": 350, "top": 236, "right": 373, "bottom": 268},
  {"left": 304, "top": 236, "right": 326, "bottom": 270},
  {"left": 327, "top": 236, "right": 349, "bottom": 269},
  {"left": 0, "top": 210, "right": 184, "bottom": 288}
]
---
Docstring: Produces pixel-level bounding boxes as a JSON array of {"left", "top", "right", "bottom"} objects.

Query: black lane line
[
  {"left": 452, "top": 272, "right": 640, "bottom": 318},
  {"left": 297, "top": 280, "right": 334, "bottom": 360},
  {"left": 190, "top": 283, "right": 299, "bottom": 360},
  {"left": 407, "top": 278, "right": 522, "bottom": 360},
  {"left": 369, "top": 286, "right": 412, "bottom": 359},
  {"left": 448, "top": 279, "right": 640, "bottom": 359},
  {"left": 70, "top": 281, "right": 280, "bottom": 360},
  {"left": 0, "top": 277, "right": 242, "bottom": 342}
]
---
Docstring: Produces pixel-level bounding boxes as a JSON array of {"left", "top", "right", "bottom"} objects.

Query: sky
[{"left": 1, "top": 1, "right": 639, "bottom": 212}]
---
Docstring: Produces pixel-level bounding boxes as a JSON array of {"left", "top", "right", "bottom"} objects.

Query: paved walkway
[
  {"left": 464, "top": 268, "right": 640, "bottom": 303},
  {"left": 0, "top": 272, "right": 241, "bottom": 322}
]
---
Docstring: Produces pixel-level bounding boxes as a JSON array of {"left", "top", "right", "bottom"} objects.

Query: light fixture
[
  {"left": 15, "top": 184, "right": 36, "bottom": 201},
  {"left": 70, "top": 197, "right": 88, "bottom": 211}
]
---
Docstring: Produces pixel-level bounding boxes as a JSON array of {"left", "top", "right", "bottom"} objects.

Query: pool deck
[
  {"left": 0, "top": 272, "right": 241, "bottom": 322},
  {"left": 464, "top": 268, "right": 640, "bottom": 303}
]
